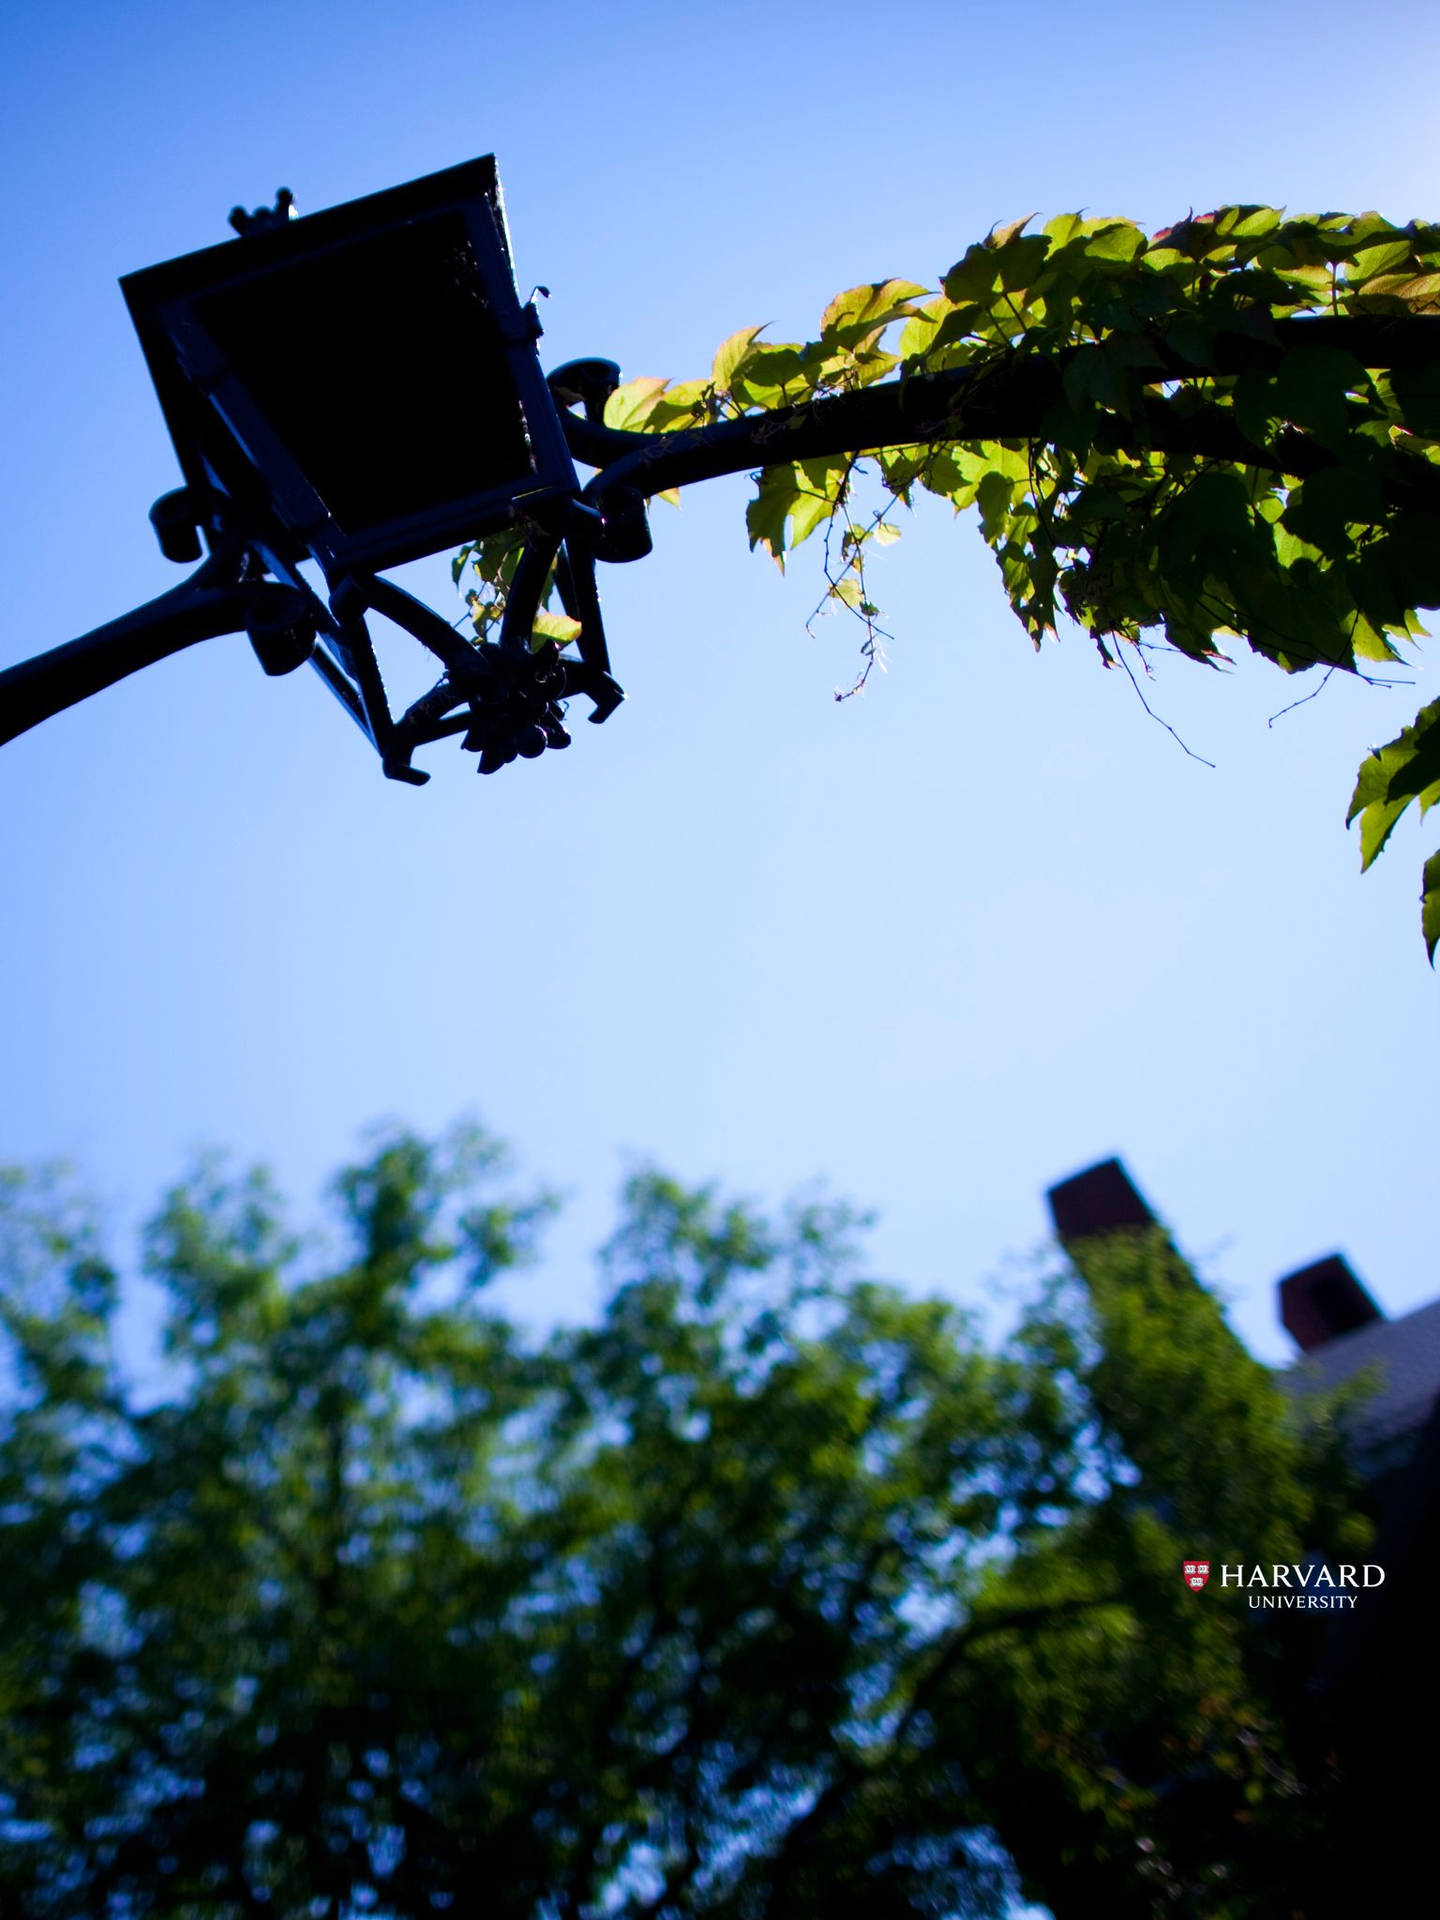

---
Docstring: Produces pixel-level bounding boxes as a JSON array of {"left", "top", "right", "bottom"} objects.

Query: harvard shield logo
[{"left": 1183, "top": 1559, "right": 1211, "bottom": 1591}]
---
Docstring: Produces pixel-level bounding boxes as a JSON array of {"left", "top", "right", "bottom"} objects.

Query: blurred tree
[{"left": 0, "top": 1134, "right": 1369, "bottom": 1917}]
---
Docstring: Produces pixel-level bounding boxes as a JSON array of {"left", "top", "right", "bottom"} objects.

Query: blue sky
[{"left": 1, "top": 0, "right": 1437, "bottom": 1368}]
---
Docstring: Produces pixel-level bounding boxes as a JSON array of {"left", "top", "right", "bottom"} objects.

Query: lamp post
[{"left": 4, "top": 158, "right": 1439, "bottom": 784}]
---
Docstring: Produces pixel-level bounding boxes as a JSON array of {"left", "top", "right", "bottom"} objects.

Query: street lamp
[
  {"left": 5, "top": 160, "right": 1438, "bottom": 784},
  {"left": 0, "top": 157, "right": 624, "bottom": 782},
  {"left": 0, "top": 154, "right": 1109, "bottom": 785}
]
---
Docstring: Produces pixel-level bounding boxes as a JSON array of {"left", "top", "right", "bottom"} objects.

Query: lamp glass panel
[{"left": 194, "top": 212, "right": 534, "bottom": 533}]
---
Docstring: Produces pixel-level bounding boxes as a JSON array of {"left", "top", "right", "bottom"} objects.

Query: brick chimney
[
  {"left": 1279, "top": 1254, "right": 1383, "bottom": 1353},
  {"left": 1046, "top": 1158, "right": 1156, "bottom": 1245}
]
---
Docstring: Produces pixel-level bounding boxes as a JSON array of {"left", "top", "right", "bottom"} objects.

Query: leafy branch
[{"left": 457, "top": 208, "right": 1440, "bottom": 954}]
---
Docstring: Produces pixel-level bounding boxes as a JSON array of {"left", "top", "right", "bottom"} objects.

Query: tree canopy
[
  {"left": 0, "top": 1130, "right": 1376, "bottom": 1917},
  {"left": 459, "top": 207, "right": 1440, "bottom": 955}
]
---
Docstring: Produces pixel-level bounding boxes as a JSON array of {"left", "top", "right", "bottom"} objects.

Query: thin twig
[
  {"left": 1115, "top": 643, "right": 1216, "bottom": 767},
  {"left": 798, "top": 451, "right": 900, "bottom": 700},
  {"left": 1268, "top": 667, "right": 1337, "bottom": 727}
]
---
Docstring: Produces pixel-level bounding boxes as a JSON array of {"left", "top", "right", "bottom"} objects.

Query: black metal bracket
[
  {"left": 0, "top": 453, "right": 626, "bottom": 779},
  {"left": 0, "top": 540, "right": 313, "bottom": 752},
  {"left": 228, "top": 188, "right": 297, "bottom": 238}
]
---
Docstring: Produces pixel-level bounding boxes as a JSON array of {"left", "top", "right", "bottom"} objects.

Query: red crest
[{"left": 1183, "top": 1559, "right": 1211, "bottom": 1591}]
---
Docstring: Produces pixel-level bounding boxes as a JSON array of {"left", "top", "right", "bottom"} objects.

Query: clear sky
[{"left": 1, "top": 0, "right": 1437, "bottom": 1371}]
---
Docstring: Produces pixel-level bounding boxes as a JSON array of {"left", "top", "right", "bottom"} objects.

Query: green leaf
[
  {"left": 1347, "top": 699, "right": 1440, "bottom": 868},
  {"left": 820, "top": 280, "right": 929, "bottom": 354},
  {"left": 1042, "top": 212, "right": 1089, "bottom": 249},
  {"left": 531, "top": 609, "right": 583, "bottom": 649},
  {"left": 1162, "top": 315, "right": 1218, "bottom": 368},
  {"left": 788, "top": 459, "right": 848, "bottom": 545},
  {"left": 896, "top": 297, "right": 951, "bottom": 361},
  {"left": 1271, "top": 346, "right": 1369, "bottom": 446},
  {"left": 845, "top": 348, "right": 900, "bottom": 388},
  {"left": 990, "top": 213, "right": 1037, "bottom": 249},
  {"left": 1384, "top": 701, "right": 1440, "bottom": 806},
  {"left": 1281, "top": 465, "right": 1382, "bottom": 554},
  {"left": 1390, "top": 362, "right": 1440, "bottom": 437},
  {"left": 1365, "top": 513, "right": 1440, "bottom": 612},
  {"left": 1078, "top": 220, "right": 1146, "bottom": 265},
  {"left": 1386, "top": 271, "right": 1440, "bottom": 310},
  {"left": 1220, "top": 205, "right": 1283, "bottom": 241},
  {"left": 943, "top": 243, "right": 1004, "bottom": 305},
  {"left": 1348, "top": 237, "right": 1412, "bottom": 282},
  {"left": 1424, "top": 848, "right": 1440, "bottom": 963},
  {"left": 976, "top": 469, "right": 1019, "bottom": 540},
  {"left": 997, "top": 234, "right": 1051, "bottom": 293},
  {"left": 648, "top": 378, "right": 712, "bottom": 430},
  {"left": 712, "top": 324, "right": 767, "bottom": 394},
  {"left": 603, "top": 377, "right": 671, "bottom": 431},
  {"left": 1351, "top": 270, "right": 1440, "bottom": 314},
  {"left": 730, "top": 343, "right": 811, "bottom": 409},
  {"left": 1061, "top": 333, "right": 1160, "bottom": 416},
  {"left": 746, "top": 467, "right": 797, "bottom": 564},
  {"left": 1157, "top": 470, "right": 1258, "bottom": 582}
]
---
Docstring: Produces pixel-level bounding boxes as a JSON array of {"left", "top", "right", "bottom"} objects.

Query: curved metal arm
[
  {"left": 0, "top": 556, "right": 258, "bottom": 749},
  {"left": 373, "top": 520, "right": 623, "bottom": 783},
  {"left": 557, "top": 315, "right": 1440, "bottom": 516}
]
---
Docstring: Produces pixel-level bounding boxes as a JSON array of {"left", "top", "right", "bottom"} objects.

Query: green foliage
[
  {"left": 463, "top": 209, "right": 1440, "bottom": 951},
  {"left": 450, "top": 531, "right": 580, "bottom": 650},
  {"left": 1347, "top": 698, "right": 1440, "bottom": 953},
  {"left": 0, "top": 1138, "right": 1371, "bottom": 1917}
]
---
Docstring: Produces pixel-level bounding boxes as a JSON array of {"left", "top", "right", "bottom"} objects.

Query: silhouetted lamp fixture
[
  {"left": 0, "top": 157, "right": 626, "bottom": 781},
  {"left": 130, "top": 161, "right": 583, "bottom": 579},
  {"left": 11, "top": 154, "right": 1179, "bottom": 781}
]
